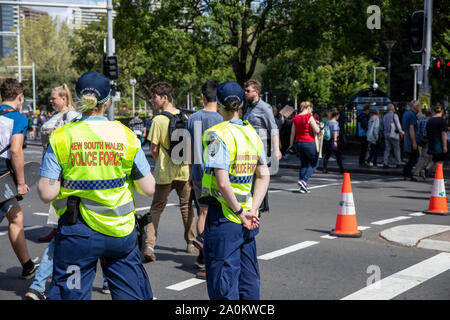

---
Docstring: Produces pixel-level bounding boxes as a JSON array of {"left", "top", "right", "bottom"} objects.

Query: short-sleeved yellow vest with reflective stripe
[
  {"left": 49, "top": 120, "right": 140, "bottom": 237},
  {"left": 201, "top": 120, "right": 263, "bottom": 224}
]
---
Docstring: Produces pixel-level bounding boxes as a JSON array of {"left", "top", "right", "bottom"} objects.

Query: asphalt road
[{"left": 0, "top": 145, "right": 449, "bottom": 300}]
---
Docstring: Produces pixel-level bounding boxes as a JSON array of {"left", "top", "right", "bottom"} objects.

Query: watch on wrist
[{"left": 234, "top": 207, "right": 244, "bottom": 215}]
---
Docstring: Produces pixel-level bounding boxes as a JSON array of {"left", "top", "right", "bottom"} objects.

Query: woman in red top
[{"left": 288, "top": 101, "right": 320, "bottom": 193}]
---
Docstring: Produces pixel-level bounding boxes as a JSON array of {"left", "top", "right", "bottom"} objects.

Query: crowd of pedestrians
[{"left": 0, "top": 72, "right": 447, "bottom": 301}]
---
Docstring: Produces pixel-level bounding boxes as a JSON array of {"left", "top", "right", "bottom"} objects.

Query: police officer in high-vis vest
[
  {"left": 200, "top": 81, "right": 270, "bottom": 300},
  {"left": 37, "top": 72, "right": 156, "bottom": 300}
]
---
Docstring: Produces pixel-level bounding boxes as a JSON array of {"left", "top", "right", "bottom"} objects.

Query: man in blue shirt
[
  {"left": 0, "top": 78, "right": 39, "bottom": 279},
  {"left": 186, "top": 79, "right": 223, "bottom": 275},
  {"left": 402, "top": 100, "right": 421, "bottom": 180}
]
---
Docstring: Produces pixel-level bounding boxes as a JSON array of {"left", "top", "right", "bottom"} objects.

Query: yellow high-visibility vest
[
  {"left": 201, "top": 120, "right": 263, "bottom": 224},
  {"left": 49, "top": 119, "right": 140, "bottom": 237}
]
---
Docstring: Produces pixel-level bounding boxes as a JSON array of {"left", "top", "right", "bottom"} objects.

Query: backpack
[
  {"left": 0, "top": 108, "right": 19, "bottom": 156},
  {"left": 417, "top": 117, "right": 429, "bottom": 143},
  {"left": 158, "top": 110, "right": 188, "bottom": 160},
  {"left": 323, "top": 122, "right": 331, "bottom": 141}
]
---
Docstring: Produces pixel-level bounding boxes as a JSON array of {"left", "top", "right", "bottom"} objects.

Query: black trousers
[
  {"left": 359, "top": 137, "right": 368, "bottom": 165},
  {"left": 323, "top": 141, "right": 344, "bottom": 172},
  {"left": 403, "top": 149, "right": 420, "bottom": 177}
]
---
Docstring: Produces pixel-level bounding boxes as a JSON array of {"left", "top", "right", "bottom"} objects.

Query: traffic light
[
  {"left": 409, "top": 10, "right": 425, "bottom": 53},
  {"left": 401, "top": 17, "right": 411, "bottom": 48},
  {"left": 102, "top": 55, "right": 119, "bottom": 80},
  {"left": 431, "top": 57, "right": 444, "bottom": 79},
  {"left": 445, "top": 60, "right": 450, "bottom": 79}
]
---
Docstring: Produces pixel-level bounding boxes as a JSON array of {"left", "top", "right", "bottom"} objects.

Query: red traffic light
[{"left": 437, "top": 60, "right": 441, "bottom": 68}]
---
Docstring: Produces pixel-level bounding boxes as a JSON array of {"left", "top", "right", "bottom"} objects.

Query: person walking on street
[
  {"left": 0, "top": 78, "right": 39, "bottom": 280},
  {"left": 322, "top": 109, "right": 344, "bottom": 174},
  {"left": 186, "top": 79, "right": 223, "bottom": 277},
  {"left": 31, "top": 112, "right": 40, "bottom": 140},
  {"left": 337, "top": 104, "right": 347, "bottom": 150},
  {"left": 413, "top": 109, "right": 432, "bottom": 179},
  {"left": 200, "top": 81, "right": 270, "bottom": 300},
  {"left": 143, "top": 82, "right": 197, "bottom": 262},
  {"left": 142, "top": 113, "right": 153, "bottom": 151},
  {"left": 425, "top": 106, "right": 448, "bottom": 171},
  {"left": 39, "top": 84, "right": 81, "bottom": 242},
  {"left": 366, "top": 109, "right": 382, "bottom": 167},
  {"left": 288, "top": 101, "right": 321, "bottom": 193},
  {"left": 357, "top": 104, "right": 371, "bottom": 167},
  {"left": 40, "top": 84, "right": 81, "bottom": 152},
  {"left": 244, "top": 80, "right": 281, "bottom": 212},
  {"left": 128, "top": 112, "right": 145, "bottom": 143},
  {"left": 25, "top": 85, "right": 84, "bottom": 300},
  {"left": 37, "top": 72, "right": 155, "bottom": 300},
  {"left": 383, "top": 104, "right": 404, "bottom": 168},
  {"left": 402, "top": 100, "right": 421, "bottom": 180}
]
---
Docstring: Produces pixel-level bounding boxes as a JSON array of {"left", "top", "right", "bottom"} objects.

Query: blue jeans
[
  {"left": 29, "top": 238, "right": 55, "bottom": 293},
  {"left": 295, "top": 141, "right": 318, "bottom": 182}
]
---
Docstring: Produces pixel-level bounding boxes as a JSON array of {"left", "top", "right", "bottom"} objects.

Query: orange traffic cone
[
  {"left": 330, "top": 173, "right": 362, "bottom": 238},
  {"left": 423, "top": 163, "right": 450, "bottom": 215}
]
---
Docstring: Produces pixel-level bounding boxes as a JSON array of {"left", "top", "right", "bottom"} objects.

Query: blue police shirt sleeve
[
  {"left": 130, "top": 148, "right": 151, "bottom": 180},
  {"left": 258, "top": 143, "right": 268, "bottom": 165},
  {"left": 39, "top": 145, "right": 62, "bottom": 180},
  {"left": 204, "top": 135, "right": 230, "bottom": 171}
]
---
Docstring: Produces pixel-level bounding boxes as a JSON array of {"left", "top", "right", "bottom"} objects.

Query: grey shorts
[
  {"left": 0, "top": 198, "right": 19, "bottom": 224},
  {"left": 192, "top": 180, "right": 208, "bottom": 210}
]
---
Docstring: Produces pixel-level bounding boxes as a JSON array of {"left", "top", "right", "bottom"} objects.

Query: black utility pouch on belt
[{"left": 66, "top": 196, "right": 81, "bottom": 225}]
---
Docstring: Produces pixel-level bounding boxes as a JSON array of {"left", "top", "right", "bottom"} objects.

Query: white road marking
[
  {"left": 320, "top": 235, "right": 337, "bottom": 239},
  {"left": 269, "top": 181, "right": 362, "bottom": 193},
  {"left": 371, "top": 216, "right": 412, "bottom": 225},
  {"left": 0, "top": 225, "right": 43, "bottom": 236},
  {"left": 358, "top": 226, "right": 371, "bottom": 231},
  {"left": 24, "top": 225, "right": 44, "bottom": 232},
  {"left": 33, "top": 212, "right": 49, "bottom": 216},
  {"left": 409, "top": 212, "right": 425, "bottom": 217},
  {"left": 166, "top": 278, "right": 205, "bottom": 291},
  {"left": 134, "top": 203, "right": 177, "bottom": 212},
  {"left": 258, "top": 241, "right": 319, "bottom": 260},
  {"left": 341, "top": 253, "right": 450, "bottom": 300}
]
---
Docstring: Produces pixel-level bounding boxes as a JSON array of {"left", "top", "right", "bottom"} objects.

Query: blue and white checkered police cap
[{"left": 76, "top": 72, "right": 111, "bottom": 105}]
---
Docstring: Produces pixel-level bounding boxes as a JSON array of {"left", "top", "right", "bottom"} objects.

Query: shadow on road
[{"left": 0, "top": 267, "right": 32, "bottom": 299}]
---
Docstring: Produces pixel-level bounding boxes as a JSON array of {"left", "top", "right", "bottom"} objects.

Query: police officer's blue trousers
[
  {"left": 203, "top": 205, "right": 260, "bottom": 300},
  {"left": 46, "top": 213, "right": 153, "bottom": 300}
]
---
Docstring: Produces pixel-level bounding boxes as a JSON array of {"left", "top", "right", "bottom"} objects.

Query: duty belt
[{"left": 201, "top": 186, "right": 251, "bottom": 203}]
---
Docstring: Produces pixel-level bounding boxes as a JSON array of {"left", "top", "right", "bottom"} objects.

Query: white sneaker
[{"left": 297, "top": 180, "right": 310, "bottom": 193}]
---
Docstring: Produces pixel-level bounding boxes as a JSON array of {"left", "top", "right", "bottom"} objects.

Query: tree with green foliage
[{"left": 0, "top": 16, "right": 77, "bottom": 111}]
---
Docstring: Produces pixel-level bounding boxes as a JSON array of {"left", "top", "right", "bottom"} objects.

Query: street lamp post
[
  {"left": 292, "top": 80, "right": 298, "bottom": 112},
  {"left": 410, "top": 64, "right": 421, "bottom": 101},
  {"left": 373, "top": 65, "right": 386, "bottom": 88},
  {"left": 0, "top": 1, "right": 116, "bottom": 119},
  {"left": 0, "top": 29, "right": 21, "bottom": 82},
  {"left": 7, "top": 62, "right": 36, "bottom": 113},
  {"left": 383, "top": 40, "right": 396, "bottom": 98},
  {"left": 130, "top": 78, "right": 137, "bottom": 115}
]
